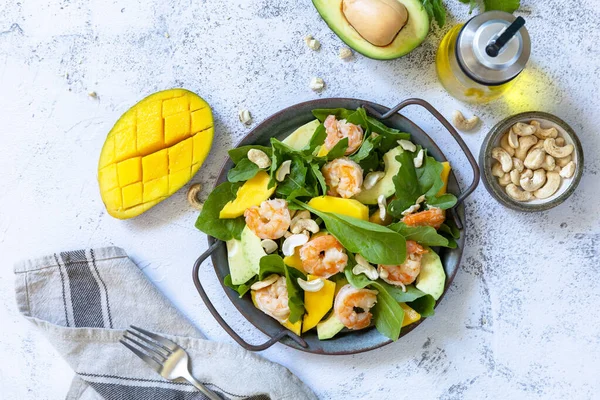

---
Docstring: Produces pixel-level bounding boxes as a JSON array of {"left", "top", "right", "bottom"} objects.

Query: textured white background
[{"left": 1, "top": 0, "right": 600, "bottom": 399}]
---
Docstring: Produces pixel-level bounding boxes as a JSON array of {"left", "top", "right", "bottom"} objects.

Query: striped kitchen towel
[{"left": 14, "top": 247, "right": 316, "bottom": 400}]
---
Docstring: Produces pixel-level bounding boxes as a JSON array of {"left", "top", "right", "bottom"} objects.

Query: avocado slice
[
  {"left": 353, "top": 146, "right": 403, "bottom": 204},
  {"left": 312, "top": 0, "right": 430, "bottom": 60},
  {"left": 227, "top": 226, "right": 266, "bottom": 285},
  {"left": 282, "top": 119, "right": 321, "bottom": 150},
  {"left": 416, "top": 248, "right": 446, "bottom": 300},
  {"left": 317, "top": 312, "right": 346, "bottom": 340}
]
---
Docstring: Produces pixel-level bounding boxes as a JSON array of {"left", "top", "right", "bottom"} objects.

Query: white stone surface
[{"left": 1, "top": 0, "right": 600, "bottom": 399}]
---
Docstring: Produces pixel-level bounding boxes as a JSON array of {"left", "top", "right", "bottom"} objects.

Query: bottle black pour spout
[{"left": 485, "top": 16, "right": 526, "bottom": 57}]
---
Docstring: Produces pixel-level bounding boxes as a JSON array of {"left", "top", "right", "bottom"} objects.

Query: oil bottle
[{"left": 436, "top": 11, "right": 530, "bottom": 103}]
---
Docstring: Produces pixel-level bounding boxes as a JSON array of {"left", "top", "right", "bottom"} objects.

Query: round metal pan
[{"left": 193, "top": 98, "right": 479, "bottom": 355}]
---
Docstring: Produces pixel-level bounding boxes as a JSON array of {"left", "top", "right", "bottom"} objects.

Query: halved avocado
[{"left": 312, "top": 0, "right": 429, "bottom": 60}]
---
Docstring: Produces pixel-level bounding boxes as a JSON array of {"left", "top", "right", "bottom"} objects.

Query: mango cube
[
  {"left": 219, "top": 171, "right": 276, "bottom": 219},
  {"left": 307, "top": 196, "right": 369, "bottom": 220}
]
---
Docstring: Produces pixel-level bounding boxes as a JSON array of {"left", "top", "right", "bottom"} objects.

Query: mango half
[{"left": 98, "top": 89, "right": 214, "bottom": 219}]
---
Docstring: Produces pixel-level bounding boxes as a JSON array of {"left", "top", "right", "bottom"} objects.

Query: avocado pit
[{"left": 342, "top": 0, "right": 408, "bottom": 47}]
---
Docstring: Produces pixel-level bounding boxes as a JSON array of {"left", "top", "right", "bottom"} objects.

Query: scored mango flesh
[{"left": 98, "top": 89, "right": 214, "bottom": 219}]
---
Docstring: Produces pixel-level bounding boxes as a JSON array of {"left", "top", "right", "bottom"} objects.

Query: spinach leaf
[
  {"left": 483, "top": 0, "right": 520, "bottom": 13},
  {"left": 227, "top": 158, "right": 260, "bottom": 183},
  {"left": 309, "top": 162, "right": 327, "bottom": 194},
  {"left": 343, "top": 262, "right": 404, "bottom": 341},
  {"left": 439, "top": 220, "right": 460, "bottom": 239},
  {"left": 224, "top": 274, "right": 257, "bottom": 298},
  {"left": 276, "top": 155, "right": 310, "bottom": 198},
  {"left": 259, "top": 254, "right": 306, "bottom": 323},
  {"left": 298, "top": 201, "right": 407, "bottom": 265},
  {"left": 228, "top": 145, "right": 272, "bottom": 164},
  {"left": 387, "top": 222, "right": 451, "bottom": 247},
  {"left": 366, "top": 117, "right": 410, "bottom": 151},
  {"left": 305, "top": 123, "right": 327, "bottom": 154},
  {"left": 389, "top": 151, "right": 421, "bottom": 216},
  {"left": 422, "top": 0, "right": 446, "bottom": 27},
  {"left": 426, "top": 193, "right": 457, "bottom": 210},
  {"left": 195, "top": 182, "right": 245, "bottom": 241},
  {"left": 312, "top": 108, "right": 353, "bottom": 122},
  {"left": 350, "top": 134, "right": 381, "bottom": 164},
  {"left": 416, "top": 150, "right": 445, "bottom": 198},
  {"left": 269, "top": 138, "right": 297, "bottom": 188},
  {"left": 408, "top": 295, "right": 436, "bottom": 317}
]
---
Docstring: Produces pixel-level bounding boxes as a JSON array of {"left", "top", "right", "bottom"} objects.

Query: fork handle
[{"left": 181, "top": 372, "right": 222, "bottom": 400}]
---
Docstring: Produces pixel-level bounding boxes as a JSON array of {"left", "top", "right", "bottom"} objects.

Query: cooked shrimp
[
  {"left": 299, "top": 234, "right": 348, "bottom": 278},
  {"left": 402, "top": 207, "right": 445, "bottom": 229},
  {"left": 378, "top": 240, "right": 428, "bottom": 287},
  {"left": 334, "top": 284, "right": 378, "bottom": 330},
  {"left": 322, "top": 157, "right": 363, "bottom": 198},
  {"left": 253, "top": 275, "right": 290, "bottom": 323},
  {"left": 324, "top": 115, "right": 363, "bottom": 155},
  {"left": 244, "top": 199, "right": 291, "bottom": 240}
]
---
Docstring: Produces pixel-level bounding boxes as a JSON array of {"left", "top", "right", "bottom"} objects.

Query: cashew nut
[
  {"left": 291, "top": 210, "right": 311, "bottom": 226},
  {"left": 402, "top": 203, "right": 421, "bottom": 215},
  {"left": 544, "top": 138, "right": 574, "bottom": 159},
  {"left": 559, "top": 161, "right": 576, "bottom": 179},
  {"left": 247, "top": 149, "right": 271, "bottom": 169},
  {"left": 500, "top": 133, "right": 516, "bottom": 156},
  {"left": 352, "top": 256, "right": 379, "bottom": 281},
  {"left": 187, "top": 183, "right": 203, "bottom": 210},
  {"left": 310, "top": 77, "right": 325, "bottom": 91},
  {"left": 528, "top": 139, "right": 545, "bottom": 153},
  {"left": 363, "top": 171, "right": 386, "bottom": 190},
  {"left": 452, "top": 110, "right": 480, "bottom": 131},
  {"left": 498, "top": 173, "right": 511, "bottom": 186},
  {"left": 491, "top": 162, "right": 504, "bottom": 178},
  {"left": 530, "top": 121, "right": 558, "bottom": 139},
  {"left": 251, "top": 274, "right": 279, "bottom": 290},
  {"left": 524, "top": 148, "right": 546, "bottom": 170},
  {"left": 512, "top": 122, "right": 537, "bottom": 136},
  {"left": 239, "top": 109, "right": 252, "bottom": 125},
  {"left": 540, "top": 154, "right": 556, "bottom": 171},
  {"left": 261, "top": 239, "right": 278, "bottom": 254},
  {"left": 290, "top": 218, "right": 320, "bottom": 234},
  {"left": 509, "top": 169, "right": 521, "bottom": 186},
  {"left": 515, "top": 135, "right": 538, "bottom": 160},
  {"left": 275, "top": 160, "right": 292, "bottom": 182},
  {"left": 533, "top": 172, "right": 561, "bottom": 199},
  {"left": 413, "top": 149, "right": 424, "bottom": 168},
  {"left": 397, "top": 139, "right": 417, "bottom": 152},
  {"left": 339, "top": 47, "right": 353, "bottom": 59},
  {"left": 492, "top": 147, "right": 513, "bottom": 172},
  {"left": 520, "top": 169, "right": 546, "bottom": 191},
  {"left": 512, "top": 158, "right": 525, "bottom": 173},
  {"left": 377, "top": 194, "right": 387, "bottom": 221},
  {"left": 282, "top": 234, "right": 309, "bottom": 256},
  {"left": 506, "top": 183, "right": 535, "bottom": 202},
  {"left": 555, "top": 137, "right": 565, "bottom": 146},
  {"left": 508, "top": 129, "right": 520, "bottom": 148},
  {"left": 297, "top": 277, "right": 324, "bottom": 292},
  {"left": 556, "top": 154, "right": 572, "bottom": 167}
]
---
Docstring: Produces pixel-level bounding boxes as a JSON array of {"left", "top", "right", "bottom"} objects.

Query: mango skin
[
  {"left": 219, "top": 171, "right": 276, "bottom": 219},
  {"left": 307, "top": 196, "right": 369, "bottom": 220},
  {"left": 98, "top": 89, "right": 214, "bottom": 219},
  {"left": 302, "top": 275, "right": 336, "bottom": 333}
]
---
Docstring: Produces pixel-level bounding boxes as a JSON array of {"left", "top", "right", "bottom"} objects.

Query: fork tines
[{"left": 120, "top": 326, "right": 179, "bottom": 370}]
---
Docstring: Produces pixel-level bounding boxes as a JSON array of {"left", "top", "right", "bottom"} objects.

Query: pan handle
[
  {"left": 192, "top": 241, "right": 308, "bottom": 351},
  {"left": 363, "top": 98, "right": 480, "bottom": 207}
]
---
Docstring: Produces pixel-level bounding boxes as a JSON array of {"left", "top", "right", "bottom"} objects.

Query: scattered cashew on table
[{"left": 492, "top": 120, "right": 577, "bottom": 202}]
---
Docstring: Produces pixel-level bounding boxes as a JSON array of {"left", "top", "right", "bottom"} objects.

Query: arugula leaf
[
  {"left": 275, "top": 155, "right": 310, "bottom": 198},
  {"left": 259, "top": 254, "right": 306, "bottom": 323},
  {"left": 325, "top": 137, "right": 348, "bottom": 160},
  {"left": 366, "top": 117, "right": 410, "bottom": 151},
  {"left": 422, "top": 0, "right": 446, "bottom": 27},
  {"left": 416, "top": 150, "right": 445, "bottom": 198},
  {"left": 195, "top": 182, "right": 245, "bottom": 241},
  {"left": 305, "top": 123, "right": 327, "bottom": 154},
  {"left": 438, "top": 221, "right": 460, "bottom": 249},
  {"left": 227, "top": 158, "right": 260, "bottom": 183},
  {"left": 298, "top": 201, "right": 407, "bottom": 265},
  {"left": 224, "top": 274, "right": 257, "bottom": 298},
  {"left": 350, "top": 134, "right": 381, "bottom": 163},
  {"left": 269, "top": 138, "right": 297, "bottom": 188},
  {"left": 459, "top": 0, "right": 477, "bottom": 13},
  {"left": 311, "top": 108, "right": 353, "bottom": 122},
  {"left": 309, "top": 163, "right": 327, "bottom": 194},
  {"left": 387, "top": 222, "right": 451, "bottom": 247},
  {"left": 484, "top": 0, "right": 520, "bottom": 13},
  {"left": 426, "top": 193, "right": 457, "bottom": 210},
  {"left": 228, "top": 145, "right": 272, "bottom": 164}
]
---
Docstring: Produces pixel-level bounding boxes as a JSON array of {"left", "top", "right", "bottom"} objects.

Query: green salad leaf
[
  {"left": 275, "top": 154, "right": 310, "bottom": 198},
  {"left": 305, "top": 123, "right": 327, "bottom": 154},
  {"left": 350, "top": 133, "right": 382, "bottom": 172},
  {"left": 227, "top": 158, "right": 260, "bottom": 182},
  {"left": 224, "top": 274, "right": 257, "bottom": 298},
  {"left": 312, "top": 108, "right": 353, "bottom": 122},
  {"left": 297, "top": 201, "right": 407, "bottom": 265},
  {"left": 483, "top": 0, "right": 520, "bottom": 13},
  {"left": 387, "top": 222, "right": 451, "bottom": 247},
  {"left": 195, "top": 182, "right": 245, "bottom": 241},
  {"left": 259, "top": 254, "right": 306, "bottom": 323},
  {"left": 309, "top": 163, "right": 327, "bottom": 194},
  {"left": 422, "top": 0, "right": 446, "bottom": 27},
  {"left": 228, "top": 145, "right": 272, "bottom": 164},
  {"left": 407, "top": 295, "right": 436, "bottom": 317},
  {"left": 459, "top": 0, "right": 477, "bottom": 13},
  {"left": 324, "top": 137, "right": 348, "bottom": 160}
]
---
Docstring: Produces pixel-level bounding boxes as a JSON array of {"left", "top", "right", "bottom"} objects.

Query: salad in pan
[{"left": 196, "top": 108, "right": 460, "bottom": 341}]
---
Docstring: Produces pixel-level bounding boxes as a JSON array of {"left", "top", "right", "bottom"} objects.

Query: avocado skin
[{"left": 312, "top": 0, "right": 430, "bottom": 60}]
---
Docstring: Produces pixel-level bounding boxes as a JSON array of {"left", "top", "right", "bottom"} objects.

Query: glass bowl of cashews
[{"left": 480, "top": 111, "right": 584, "bottom": 211}]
